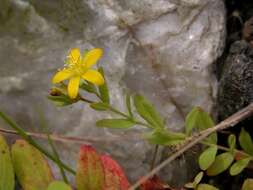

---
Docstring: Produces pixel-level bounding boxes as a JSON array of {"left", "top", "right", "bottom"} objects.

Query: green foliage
[
  {"left": 144, "top": 128, "right": 186, "bottom": 146},
  {"left": 198, "top": 145, "right": 217, "bottom": 170},
  {"left": 239, "top": 128, "right": 253, "bottom": 155},
  {"left": 206, "top": 152, "right": 234, "bottom": 176},
  {"left": 47, "top": 181, "right": 72, "bottom": 190},
  {"left": 96, "top": 118, "right": 135, "bottom": 129},
  {"left": 229, "top": 157, "right": 251, "bottom": 176},
  {"left": 242, "top": 179, "right": 253, "bottom": 190},
  {"left": 48, "top": 94, "right": 74, "bottom": 106},
  {"left": 185, "top": 172, "right": 218, "bottom": 190},
  {"left": 228, "top": 134, "right": 236, "bottom": 154},
  {"left": 125, "top": 93, "right": 133, "bottom": 118},
  {"left": 134, "top": 94, "right": 164, "bottom": 129},
  {"left": 0, "top": 135, "right": 14, "bottom": 190},
  {"left": 185, "top": 172, "right": 204, "bottom": 189},
  {"left": 185, "top": 107, "right": 217, "bottom": 144},
  {"left": 197, "top": 184, "right": 218, "bottom": 190},
  {"left": 12, "top": 140, "right": 54, "bottom": 190},
  {"left": 98, "top": 67, "right": 110, "bottom": 104},
  {"left": 80, "top": 81, "right": 97, "bottom": 94},
  {"left": 90, "top": 102, "right": 110, "bottom": 111}
]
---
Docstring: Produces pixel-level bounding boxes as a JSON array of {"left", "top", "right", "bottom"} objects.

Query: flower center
[{"left": 68, "top": 64, "right": 87, "bottom": 76}]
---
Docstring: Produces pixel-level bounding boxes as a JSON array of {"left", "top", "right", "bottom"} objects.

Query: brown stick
[
  {"left": 129, "top": 103, "right": 253, "bottom": 190},
  {"left": 0, "top": 128, "right": 126, "bottom": 144}
]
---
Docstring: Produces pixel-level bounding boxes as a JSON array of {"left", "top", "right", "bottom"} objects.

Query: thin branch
[
  {"left": 129, "top": 103, "right": 253, "bottom": 190},
  {"left": 0, "top": 128, "right": 125, "bottom": 144}
]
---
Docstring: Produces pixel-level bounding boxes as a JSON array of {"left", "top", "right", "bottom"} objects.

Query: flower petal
[
  {"left": 68, "top": 48, "right": 81, "bottom": 65},
  {"left": 52, "top": 69, "right": 72, "bottom": 84},
  {"left": 82, "top": 48, "right": 103, "bottom": 68},
  {"left": 82, "top": 70, "right": 104, "bottom": 86},
  {"left": 68, "top": 76, "right": 80, "bottom": 99}
]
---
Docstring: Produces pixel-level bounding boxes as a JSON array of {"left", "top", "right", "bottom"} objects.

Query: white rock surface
[{"left": 0, "top": 0, "right": 225, "bottom": 185}]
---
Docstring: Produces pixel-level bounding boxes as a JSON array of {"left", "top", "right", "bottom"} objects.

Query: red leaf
[
  {"left": 76, "top": 145, "right": 105, "bottom": 190},
  {"left": 101, "top": 154, "right": 130, "bottom": 190}
]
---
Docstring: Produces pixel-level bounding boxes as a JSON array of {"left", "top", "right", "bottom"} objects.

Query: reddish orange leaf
[
  {"left": 76, "top": 145, "right": 105, "bottom": 190},
  {"left": 101, "top": 154, "right": 130, "bottom": 190}
]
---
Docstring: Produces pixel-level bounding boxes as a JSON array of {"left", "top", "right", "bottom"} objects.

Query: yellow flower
[{"left": 52, "top": 48, "right": 104, "bottom": 99}]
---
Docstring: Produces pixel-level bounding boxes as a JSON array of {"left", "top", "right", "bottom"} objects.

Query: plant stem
[
  {"left": 150, "top": 145, "right": 159, "bottom": 170},
  {"left": 202, "top": 141, "right": 252, "bottom": 158},
  {"left": 38, "top": 111, "right": 69, "bottom": 183},
  {"left": 79, "top": 95, "right": 152, "bottom": 129},
  {"left": 79, "top": 96, "right": 94, "bottom": 104},
  {"left": 0, "top": 111, "right": 76, "bottom": 175}
]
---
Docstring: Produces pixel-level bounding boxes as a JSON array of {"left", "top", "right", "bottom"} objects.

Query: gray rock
[
  {"left": 218, "top": 40, "right": 253, "bottom": 120},
  {"left": 0, "top": 0, "right": 225, "bottom": 186}
]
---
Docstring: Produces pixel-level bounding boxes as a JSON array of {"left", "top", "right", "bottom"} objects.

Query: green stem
[
  {"left": 79, "top": 96, "right": 94, "bottom": 104},
  {"left": 79, "top": 95, "right": 153, "bottom": 128},
  {"left": 108, "top": 106, "right": 152, "bottom": 128},
  {"left": 38, "top": 111, "right": 69, "bottom": 183},
  {"left": 0, "top": 111, "right": 76, "bottom": 175},
  {"left": 108, "top": 106, "right": 130, "bottom": 118},
  {"left": 150, "top": 145, "right": 159, "bottom": 170},
  {"left": 201, "top": 141, "right": 252, "bottom": 158}
]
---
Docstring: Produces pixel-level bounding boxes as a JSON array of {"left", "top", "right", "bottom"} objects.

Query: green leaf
[
  {"left": 239, "top": 128, "right": 253, "bottom": 155},
  {"left": 194, "top": 171, "right": 204, "bottom": 186},
  {"left": 144, "top": 129, "right": 186, "bottom": 146},
  {"left": 0, "top": 135, "right": 15, "bottom": 190},
  {"left": 48, "top": 95, "right": 73, "bottom": 106},
  {"left": 90, "top": 102, "right": 110, "bottom": 111},
  {"left": 185, "top": 107, "right": 217, "bottom": 144},
  {"left": 228, "top": 134, "right": 236, "bottom": 153},
  {"left": 96, "top": 119, "right": 135, "bottom": 129},
  {"left": 126, "top": 93, "right": 133, "bottom": 118},
  {"left": 184, "top": 182, "right": 195, "bottom": 189},
  {"left": 206, "top": 152, "right": 234, "bottom": 176},
  {"left": 98, "top": 67, "right": 110, "bottom": 103},
  {"left": 47, "top": 181, "right": 72, "bottom": 190},
  {"left": 185, "top": 107, "right": 199, "bottom": 135},
  {"left": 12, "top": 140, "right": 54, "bottom": 190},
  {"left": 197, "top": 184, "right": 219, "bottom": 190},
  {"left": 242, "top": 179, "right": 253, "bottom": 190},
  {"left": 134, "top": 94, "right": 164, "bottom": 128},
  {"left": 80, "top": 81, "right": 97, "bottom": 94},
  {"left": 229, "top": 157, "right": 251, "bottom": 176},
  {"left": 199, "top": 145, "right": 218, "bottom": 170}
]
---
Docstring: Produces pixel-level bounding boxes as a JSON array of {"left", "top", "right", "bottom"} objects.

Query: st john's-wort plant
[{"left": 1, "top": 48, "right": 253, "bottom": 190}]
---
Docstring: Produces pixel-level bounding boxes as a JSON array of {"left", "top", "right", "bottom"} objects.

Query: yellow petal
[
  {"left": 82, "top": 48, "right": 103, "bottom": 68},
  {"left": 82, "top": 70, "right": 104, "bottom": 86},
  {"left": 68, "top": 48, "right": 81, "bottom": 65},
  {"left": 68, "top": 76, "right": 80, "bottom": 99},
  {"left": 52, "top": 69, "right": 72, "bottom": 84}
]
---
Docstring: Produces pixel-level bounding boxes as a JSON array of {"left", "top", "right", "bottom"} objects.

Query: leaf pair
[
  {"left": 133, "top": 95, "right": 164, "bottom": 129},
  {"left": 144, "top": 128, "right": 186, "bottom": 146},
  {"left": 185, "top": 107, "right": 217, "bottom": 144},
  {"left": 95, "top": 94, "right": 165, "bottom": 130}
]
